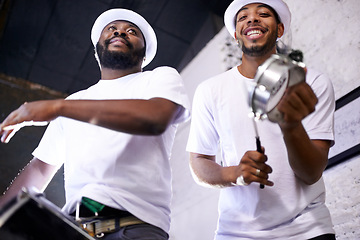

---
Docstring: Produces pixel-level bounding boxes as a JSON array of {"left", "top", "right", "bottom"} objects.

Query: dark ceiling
[{"left": 0, "top": 0, "right": 233, "bottom": 95}]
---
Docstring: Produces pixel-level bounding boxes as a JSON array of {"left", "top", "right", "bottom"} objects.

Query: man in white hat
[
  {"left": 187, "top": 0, "right": 335, "bottom": 239},
  {"left": 0, "top": 8, "right": 190, "bottom": 239}
]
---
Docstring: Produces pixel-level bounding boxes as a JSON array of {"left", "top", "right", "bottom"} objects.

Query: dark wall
[
  {"left": 0, "top": 75, "right": 66, "bottom": 207},
  {"left": 0, "top": 0, "right": 227, "bottom": 95}
]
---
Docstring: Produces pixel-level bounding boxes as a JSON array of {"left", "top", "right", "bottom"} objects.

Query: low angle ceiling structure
[{"left": 0, "top": 0, "right": 233, "bottom": 95}]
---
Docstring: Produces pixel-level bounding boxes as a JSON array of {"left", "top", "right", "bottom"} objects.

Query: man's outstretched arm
[{"left": 1, "top": 97, "right": 181, "bottom": 143}]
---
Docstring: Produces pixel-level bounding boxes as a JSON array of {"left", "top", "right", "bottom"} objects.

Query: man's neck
[
  {"left": 100, "top": 66, "right": 142, "bottom": 80},
  {"left": 237, "top": 50, "right": 276, "bottom": 79}
]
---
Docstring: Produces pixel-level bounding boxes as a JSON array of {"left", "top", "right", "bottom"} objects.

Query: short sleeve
[
  {"left": 145, "top": 67, "right": 190, "bottom": 124},
  {"left": 303, "top": 69, "right": 335, "bottom": 145},
  {"left": 186, "top": 82, "right": 219, "bottom": 155},
  {"left": 32, "top": 117, "right": 65, "bottom": 167}
]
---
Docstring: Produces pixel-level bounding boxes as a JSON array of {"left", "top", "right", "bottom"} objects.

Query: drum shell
[{"left": 250, "top": 54, "right": 306, "bottom": 122}]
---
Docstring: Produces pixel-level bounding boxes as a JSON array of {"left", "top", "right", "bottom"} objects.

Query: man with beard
[
  {"left": 186, "top": 0, "right": 336, "bottom": 239},
  {"left": 0, "top": 9, "right": 190, "bottom": 240}
]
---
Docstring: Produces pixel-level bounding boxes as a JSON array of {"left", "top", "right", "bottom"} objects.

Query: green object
[{"left": 81, "top": 197, "right": 105, "bottom": 214}]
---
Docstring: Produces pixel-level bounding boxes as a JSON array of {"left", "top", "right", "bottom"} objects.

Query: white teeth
[{"left": 247, "top": 30, "right": 262, "bottom": 36}]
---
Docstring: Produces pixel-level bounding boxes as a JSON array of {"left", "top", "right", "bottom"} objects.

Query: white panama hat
[
  {"left": 224, "top": 0, "right": 291, "bottom": 39},
  {"left": 91, "top": 8, "right": 157, "bottom": 68}
]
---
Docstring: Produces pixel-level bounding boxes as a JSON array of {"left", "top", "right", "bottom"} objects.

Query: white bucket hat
[
  {"left": 91, "top": 8, "right": 157, "bottom": 68},
  {"left": 224, "top": 0, "right": 291, "bottom": 39}
]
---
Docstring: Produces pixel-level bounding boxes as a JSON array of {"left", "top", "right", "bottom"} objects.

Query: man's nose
[
  {"left": 247, "top": 14, "right": 260, "bottom": 24},
  {"left": 114, "top": 31, "right": 126, "bottom": 37}
]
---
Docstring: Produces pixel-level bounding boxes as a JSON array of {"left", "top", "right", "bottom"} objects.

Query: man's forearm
[
  {"left": 0, "top": 158, "right": 58, "bottom": 208},
  {"left": 190, "top": 154, "right": 236, "bottom": 188},
  {"left": 58, "top": 98, "right": 180, "bottom": 135},
  {"left": 282, "top": 124, "right": 330, "bottom": 185}
]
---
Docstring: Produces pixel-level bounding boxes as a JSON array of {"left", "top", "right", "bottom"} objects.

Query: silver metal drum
[
  {"left": 249, "top": 54, "right": 306, "bottom": 122},
  {"left": 0, "top": 188, "right": 95, "bottom": 240}
]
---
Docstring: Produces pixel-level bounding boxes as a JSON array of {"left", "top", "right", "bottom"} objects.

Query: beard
[
  {"left": 96, "top": 39, "right": 146, "bottom": 70},
  {"left": 240, "top": 29, "right": 278, "bottom": 57}
]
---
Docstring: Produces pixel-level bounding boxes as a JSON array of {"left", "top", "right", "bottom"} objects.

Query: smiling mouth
[
  {"left": 243, "top": 25, "right": 268, "bottom": 38},
  {"left": 246, "top": 30, "right": 263, "bottom": 37}
]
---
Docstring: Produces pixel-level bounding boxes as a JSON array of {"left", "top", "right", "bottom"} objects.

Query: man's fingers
[
  {"left": 2, "top": 125, "right": 17, "bottom": 131},
  {"left": 2, "top": 121, "right": 48, "bottom": 130},
  {"left": 1, "top": 121, "right": 48, "bottom": 143},
  {"left": 1, "top": 129, "right": 17, "bottom": 143}
]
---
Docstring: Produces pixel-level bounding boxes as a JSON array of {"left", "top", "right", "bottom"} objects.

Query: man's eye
[
  {"left": 259, "top": 13, "right": 271, "bottom": 17},
  {"left": 108, "top": 26, "right": 116, "bottom": 30},
  {"left": 128, "top": 29, "right": 137, "bottom": 35},
  {"left": 238, "top": 15, "right": 246, "bottom": 22}
]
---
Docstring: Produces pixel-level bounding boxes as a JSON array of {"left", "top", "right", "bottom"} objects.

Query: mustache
[
  {"left": 243, "top": 23, "right": 268, "bottom": 33},
  {"left": 105, "top": 36, "right": 133, "bottom": 49}
]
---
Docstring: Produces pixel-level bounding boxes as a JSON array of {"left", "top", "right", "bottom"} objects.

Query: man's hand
[
  {"left": 235, "top": 148, "right": 273, "bottom": 187},
  {"left": 189, "top": 148, "right": 273, "bottom": 188},
  {"left": 277, "top": 82, "right": 318, "bottom": 130},
  {"left": 0, "top": 100, "right": 60, "bottom": 143}
]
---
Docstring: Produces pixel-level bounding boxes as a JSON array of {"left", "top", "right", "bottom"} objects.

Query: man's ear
[{"left": 277, "top": 23, "right": 285, "bottom": 38}]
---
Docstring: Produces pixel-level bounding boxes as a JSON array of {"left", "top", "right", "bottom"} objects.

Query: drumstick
[{"left": 252, "top": 118, "right": 264, "bottom": 189}]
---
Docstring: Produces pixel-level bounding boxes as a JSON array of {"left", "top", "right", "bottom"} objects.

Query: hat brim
[
  {"left": 91, "top": 9, "right": 157, "bottom": 68},
  {"left": 224, "top": 0, "right": 291, "bottom": 39}
]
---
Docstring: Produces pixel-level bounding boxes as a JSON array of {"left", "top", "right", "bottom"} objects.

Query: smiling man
[
  {"left": 186, "top": 0, "right": 336, "bottom": 239},
  {"left": 237, "top": 3, "right": 282, "bottom": 57},
  {"left": 0, "top": 9, "right": 190, "bottom": 240}
]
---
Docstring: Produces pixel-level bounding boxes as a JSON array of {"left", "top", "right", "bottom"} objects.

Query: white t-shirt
[
  {"left": 33, "top": 66, "right": 190, "bottom": 233},
  {"left": 186, "top": 66, "right": 335, "bottom": 239}
]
